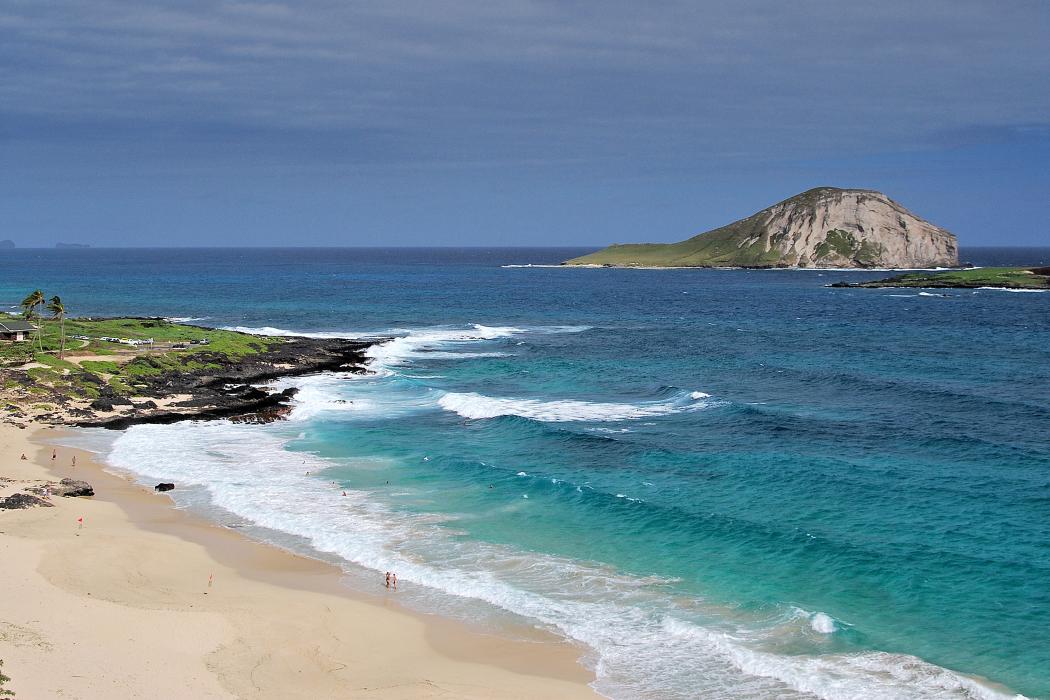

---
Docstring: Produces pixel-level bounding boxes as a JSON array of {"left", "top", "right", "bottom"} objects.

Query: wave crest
[{"left": 438, "top": 390, "right": 711, "bottom": 422}]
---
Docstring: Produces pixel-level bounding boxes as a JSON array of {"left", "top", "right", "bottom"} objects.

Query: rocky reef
[{"left": 73, "top": 336, "right": 371, "bottom": 429}]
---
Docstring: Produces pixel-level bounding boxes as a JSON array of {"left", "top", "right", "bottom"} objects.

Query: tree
[
  {"left": 47, "top": 295, "right": 67, "bottom": 358},
  {"left": 19, "top": 290, "right": 45, "bottom": 352}
]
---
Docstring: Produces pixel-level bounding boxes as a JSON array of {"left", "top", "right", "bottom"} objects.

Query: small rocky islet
[{"left": 829, "top": 267, "right": 1050, "bottom": 290}]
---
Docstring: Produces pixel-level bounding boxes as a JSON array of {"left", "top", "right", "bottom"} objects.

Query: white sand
[{"left": 0, "top": 423, "right": 597, "bottom": 698}]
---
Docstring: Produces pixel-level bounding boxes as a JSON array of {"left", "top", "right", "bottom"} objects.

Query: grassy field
[
  {"left": 847, "top": 267, "right": 1050, "bottom": 289},
  {"left": 1, "top": 318, "right": 280, "bottom": 402}
]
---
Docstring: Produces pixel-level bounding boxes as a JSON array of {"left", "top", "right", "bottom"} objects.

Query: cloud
[{"left": 1, "top": 0, "right": 1047, "bottom": 170}]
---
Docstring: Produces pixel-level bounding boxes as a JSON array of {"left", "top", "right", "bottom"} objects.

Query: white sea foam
[
  {"left": 221, "top": 325, "right": 374, "bottom": 338},
  {"left": 92, "top": 421, "right": 1020, "bottom": 700},
  {"left": 165, "top": 316, "right": 211, "bottom": 323},
  {"left": 437, "top": 391, "right": 708, "bottom": 422},
  {"left": 810, "top": 612, "right": 837, "bottom": 634},
  {"left": 273, "top": 372, "right": 437, "bottom": 422},
  {"left": 363, "top": 324, "right": 589, "bottom": 375},
  {"left": 975, "top": 287, "right": 1049, "bottom": 293}
]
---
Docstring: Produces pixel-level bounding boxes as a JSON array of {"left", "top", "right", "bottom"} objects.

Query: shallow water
[{"left": 5, "top": 247, "right": 1049, "bottom": 698}]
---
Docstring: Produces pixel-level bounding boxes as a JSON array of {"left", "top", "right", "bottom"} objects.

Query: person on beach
[
  {"left": 385, "top": 572, "right": 391, "bottom": 588},
  {"left": 392, "top": 573, "right": 398, "bottom": 590},
  {"left": 51, "top": 449, "right": 56, "bottom": 461},
  {"left": 71, "top": 455, "right": 76, "bottom": 468},
  {"left": 20, "top": 453, "right": 27, "bottom": 460}
]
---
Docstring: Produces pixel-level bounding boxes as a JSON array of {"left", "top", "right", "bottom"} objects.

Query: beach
[{"left": 0, "top": 422, "right": 597, "bottom": 698}]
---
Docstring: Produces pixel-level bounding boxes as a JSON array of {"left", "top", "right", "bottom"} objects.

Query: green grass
[
  {"left": 108, "top": 376, "right": 133, "bottom": 394},
  {"left": 79, "top": 360, "right": 121, "bottom": 375},
  {"left": 0, "top": 343, "right": 34, "bottom": 366},
  {"left": 34, "top": 353, "right": 78, "bottom": 372},
  {"left": 34, "top": 318, "right": 278, "bottom": 358},
  {"left": 27, "top": 367, "right": 61, "bottom": 384},
  {"left": 6, "top": 318, "right": 283, "bottom": 402}
]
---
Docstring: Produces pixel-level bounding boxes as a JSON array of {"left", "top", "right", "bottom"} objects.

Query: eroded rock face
[
  {"left": 748, "top": 189, "right": 958, "bottom": 268},
  {"left": 54, "top": 479, "right": 94, "bottom": 497}
]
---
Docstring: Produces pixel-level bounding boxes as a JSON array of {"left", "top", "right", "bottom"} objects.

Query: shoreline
[
  {"left": 0, "top": 422, "right": 598, "bottom": 698},
  {"left": 506, "top": 263, "right": 974, "bottom": 271}
]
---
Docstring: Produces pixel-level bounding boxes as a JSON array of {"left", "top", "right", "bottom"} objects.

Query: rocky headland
[{"left": 0, "top": 319, "right": 372, "bottom": 429}]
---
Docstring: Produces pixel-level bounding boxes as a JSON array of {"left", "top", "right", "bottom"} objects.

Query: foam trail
[
  {"left": 363, "top": 324, "right": 589, "bottom": 375},
  {"left": 438, "top": 391, "right": 710, "bottom": 422},
  {"left": 975, "top": 287, "right": 1048, "bottom": 293},
  {"left": 222, "top": 325, "right": 375, "bottom": 339},
  {"left": 94, "top": 422, "right": 1020, "bottom": 700}
]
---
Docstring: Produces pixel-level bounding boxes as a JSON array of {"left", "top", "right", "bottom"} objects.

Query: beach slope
[{"left": 0, "top": 424, "right": 596, "bottom": 699}]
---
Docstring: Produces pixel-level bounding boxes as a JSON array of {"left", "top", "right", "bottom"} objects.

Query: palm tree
[
  {"left": 48, "top": 295, "right": 67, "bottom": 358},
  {"left": 20, "top": 289, "right": 46, "bottom": 352}
]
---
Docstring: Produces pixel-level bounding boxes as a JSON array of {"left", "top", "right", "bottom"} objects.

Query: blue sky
[{"left": 1, "top": 0, "right": 1047, "bottom": 247}]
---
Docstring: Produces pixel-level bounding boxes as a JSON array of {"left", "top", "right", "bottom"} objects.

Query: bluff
[{"left": 564, "top": 188, "right": 959, "bottom": 269}]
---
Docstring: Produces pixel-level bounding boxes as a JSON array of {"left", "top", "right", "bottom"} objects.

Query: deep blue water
[{"left": 3, "top": 247, "right": 1049, "bottom": 699}]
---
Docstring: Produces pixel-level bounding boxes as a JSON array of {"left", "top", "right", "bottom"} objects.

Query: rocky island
[
  {"left": 829, "top": 267, "right": 1050, "bottom": 290},
  {"left": 564, "top": 187, "right": 959, "bottom": 269}
]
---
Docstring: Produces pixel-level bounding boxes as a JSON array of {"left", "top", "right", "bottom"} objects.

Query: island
[
  {"left": 0, "top": 240, "right": 15, "bottom": 249},
  {"left": 563, "top": 187, "right": 959, "bottom": 269},
  {"left": 0, "top": 316, "right": 370, "bottom": 429},
  {"left": 55, "top": 243, "right": 90, "bottom": 249},
  {"left": 828, "top": 267, "right": 1050, "bottom": 290}
]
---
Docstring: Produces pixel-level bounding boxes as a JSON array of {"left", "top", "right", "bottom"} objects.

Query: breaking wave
[
  {"left": 92, "top": 422, "right": 1019, "bottom": 700},
  {"left": 438, "top": 390, "right": 711, "bottom": 422}
]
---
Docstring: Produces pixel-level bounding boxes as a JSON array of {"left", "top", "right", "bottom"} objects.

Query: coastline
[
  {"left": 0, "top": 421, "right": 597, "bottom": 698},
  {"left": 507, "top": 263, "right": 972, "bottom": 271}
]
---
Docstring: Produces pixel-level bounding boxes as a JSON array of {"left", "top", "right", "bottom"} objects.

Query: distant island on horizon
[
  {"left": 563, "top": 187, "right": 959, "bottom": 270},
  {"left": 0, "top": 241, "right": 92, "bottom": 249}
]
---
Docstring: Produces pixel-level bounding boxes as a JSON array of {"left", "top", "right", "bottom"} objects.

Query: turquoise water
[{"left": 4, "top": 248, "right": 1049, "bottom": 698}]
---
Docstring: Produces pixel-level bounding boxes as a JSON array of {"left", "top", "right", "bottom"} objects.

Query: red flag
[{"left": 77, "top": 517, "right": 83, "bottom": 523}]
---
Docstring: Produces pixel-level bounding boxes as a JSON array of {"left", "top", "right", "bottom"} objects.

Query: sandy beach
[{"left": 0, "top": 422, "right": 597, "bottom": 699}]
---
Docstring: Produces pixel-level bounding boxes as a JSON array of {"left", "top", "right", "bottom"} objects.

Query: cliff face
[{"left": 565, "top": 188, "right": 959, "bottom": 269}]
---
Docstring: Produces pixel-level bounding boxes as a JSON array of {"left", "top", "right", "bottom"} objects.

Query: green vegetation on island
[{"left": 829, "top": 267, "right": 1050, "bottom": 290}]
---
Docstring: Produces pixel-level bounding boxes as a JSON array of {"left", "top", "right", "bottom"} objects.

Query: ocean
[{"left": 3, "top": 247, "right": 1049, "bottom": 699}]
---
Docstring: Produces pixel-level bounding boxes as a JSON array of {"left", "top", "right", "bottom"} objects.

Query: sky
[{"left": 1, "top": 0, "right": 1048, "bottom": 247}]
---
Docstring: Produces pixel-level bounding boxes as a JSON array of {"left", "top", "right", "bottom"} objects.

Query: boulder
[
  {"left": 154, "top": 483, "right": 175, "bottom": 492},
  {"left": 53, "top": 478, "right": 94, "bottom": 497},
  {"left": 0, "top": 493, "right": 54, "bottom": 509}
]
